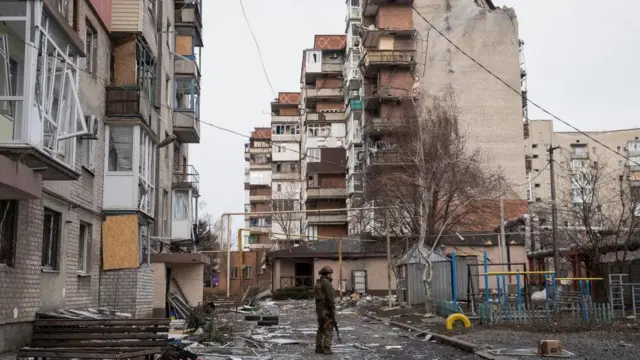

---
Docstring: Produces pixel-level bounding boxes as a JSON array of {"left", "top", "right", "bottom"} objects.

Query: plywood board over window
[
  {"left": 113, "top": 37, "right": 138, "bottom": 85},
  {"left": 102, "top": 214, "right": 140, "bottom": 270},
  {"left": 176, "top": 35, "right": 193, "bottom": 56}
]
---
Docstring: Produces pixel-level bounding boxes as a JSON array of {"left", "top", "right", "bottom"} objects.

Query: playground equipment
[
  {"left": 445, "top": 251, "right": 611, "bottom": 325},
  {"left": 445, "top": 313, "right": 471, "bottom": 330}
]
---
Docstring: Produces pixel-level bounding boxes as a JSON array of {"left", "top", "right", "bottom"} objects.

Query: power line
[
  {"left": 410, "top": 5, "right": 640, "bottom": 168},
  {"left": 239, "top": 0, "right": 276, "bottom": 97}
]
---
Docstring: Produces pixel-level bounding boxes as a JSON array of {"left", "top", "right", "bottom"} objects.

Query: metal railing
[
  {"left": 172, "top": 164, "right": 199, "bottom": 192},
  {"left": 280, "top": 276, "right": 313, "bottom": 289}
]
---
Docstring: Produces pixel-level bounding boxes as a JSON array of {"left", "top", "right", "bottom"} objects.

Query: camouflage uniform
[{"left": 314, "top": 266, "right": 336, "bottom": 355}]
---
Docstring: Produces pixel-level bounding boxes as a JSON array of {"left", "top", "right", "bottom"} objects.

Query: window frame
[
  {"left": 85, "top": 19, "right": 98, "bottom": 77},
  {"left": 42, "top": 208, "right": 62, "bottom": 270},
  {"left": 107, "top": 125, "right": 134, "bottom": 172},
  {"left": 0, "top": 200, "right": 18, "bottom": 267},
  {"left": 231, "top": 266, "right": 239, "bottom": 279},
  {"left": 77, "top": 222, "right": 91, "bottom": 274},
  {"left": 306, "top": 148, "right": 321, "bottom": 162},
  {"left": 243, "top": 265, "right": 253, "bottom": 280}
]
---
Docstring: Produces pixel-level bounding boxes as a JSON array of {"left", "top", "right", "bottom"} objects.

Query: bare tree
[
  {"left": 365, "top": 90, "right": 501, "bottom": 311},
  {"left": 553, "top": 156, "right": 640, "bottom": 277},
  {"left": 198, "top": 216, "right": 221, "bottom": 287},
  {"left": 269, "top": 182, "right": 302, "bottom": 249}
]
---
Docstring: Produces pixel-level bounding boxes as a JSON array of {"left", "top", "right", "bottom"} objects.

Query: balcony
[
  {"left": 249, "top": 147, "right": 271, "bottom": 154},
  {"left": 307, "top": 213, "right": 348, "bottom": 224},
  {"left": 360, "top": 50, "right": 416, "bottom": 76},
  {"left": 249, "top": 218, "right": 272, "bottom": 229},
  {"left": 307, "top": 188, "right": 347, "bottom": 199},
  {"left": 106, "top": 86, "right": 154, "bottom": 126},
  {"left": 305, "top": 112, "right": 345, "bottom": 123},
  {"left": 272, "top": 115, "right": 299, "bottom": 123},
  {"left": 523, "top": 122, "right": 530, "bottom": 139},
  {"left": 305, "top": 87, "right": 343, "bottom": 100},
  {"left": 366, "top": 151, "right": 408, "bottom": 167},
  {"left": 363, "top": 85, "right": 415, "bottom": 107},
  {"left": 362, "top": 0, "right": 415, "bottom": 16},
  {"left": 272, "top": 172, "right": 300, "bottom": 181},
  {"left": 570, "top": 151, "right": 589, "bottom": 160},
  {"left": 175, "top": 0, "right": 203, "bottom": 47},
  {"left": 173, "top": 110, "right": 201, "bottom": 143},
  {"left": 250, "top": 194, "right": 271, "bottom": 202},
  {"left": 525, "top": 154, "right": 532, "bottom": 171},
  {"left": 172, "top": 165, "right": 199, "bottom": 194},
  {"left": 174, "top": 57, "right": 200, "bottom": 80},
  {"left": 365, "top": 116, "right": 412, "bottom": 134}
]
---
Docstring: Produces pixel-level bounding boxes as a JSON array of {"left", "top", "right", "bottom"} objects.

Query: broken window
[
  {"left": 174, "top": 77, "right": 199, "bottom": 113},
  {"left": 231, "top": 266, "right": 239, "bottom": 279},
  {"left": 85, "top": 21, "right": 97, "bottom": 76},
  {"left": 138, "top": 129, "right": 155, "bottom": 215},
  {"left": 173, "top": 191, "right": 188, "bottom": 220},
  {"left": 137, "top": 41, "right": 156, "bottom": 104},
  {"left": 108, "top": 126, "right": 133, "bottom": 171},
  {"left": 0, "top": 200, "right": 18, "bottom": 267},
  {"left": 42, "top": 208, "right": 62, "bottom": 270},
  {"left": 243, "top": 266, "right": 253, "bottom": 280},
  {"left": 78, "top": 222, "right": 91, "bottom": 273}
]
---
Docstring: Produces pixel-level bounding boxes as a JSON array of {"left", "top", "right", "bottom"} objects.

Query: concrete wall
[
  {"left": 413, "top": 0, "right": 527, "bottom": 200},
  {"left": 152, "top": 262, "right": 167, "bottom": 316}
]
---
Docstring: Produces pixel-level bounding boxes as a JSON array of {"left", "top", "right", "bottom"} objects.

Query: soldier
[{"left": 313, "top": 265, "right": 336, "bottom": 355}]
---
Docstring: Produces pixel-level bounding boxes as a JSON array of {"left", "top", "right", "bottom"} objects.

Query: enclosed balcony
[
  {"left": 173, "top": 77, "right": 200, "bottom": 143},
  {"left": 303, "top": 50, "right": 345, "bottom": 82},
  {"left": 0, "top": 2, "right": 89, "bottom": 182},
  {"left": 364, "top": 116, "right": 413, "bottom": 135},
  {"left": 103, "top": 125, "right": 156, "bottom": 218},
  {"left": 307, "top": 188, "right": 347, "bottom": 199},
  {"left": 360, "top": 50, "right": 416, "bottom": 76},
  {"left": 172, "top": 165, "right": 199, "bottom": 242},
  {"left": 106, "top": 86, "right": 154, "bottom": 125},
  {"left": 174, "top": 56, "right": 200, "bottom": 81},
  {"left": 366, "top": 150, "right": 408, "bottom": 167},
  {"left": 175, "top": 0, "right": 203, "bottom": 47},
  {"left": 305, "top": 112, "right": 345, "bottom": 123},
  {"left": 362, "top": 0, "right": 415, "bottom": 17}
]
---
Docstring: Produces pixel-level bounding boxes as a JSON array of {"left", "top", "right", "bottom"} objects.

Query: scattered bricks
[{"left": 538, "top": 340, "right": 563, "bottom": 356}]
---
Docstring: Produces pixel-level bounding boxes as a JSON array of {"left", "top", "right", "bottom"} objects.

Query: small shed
[{"left": 396, "top": 245, "right": 478, "bottom": 306}]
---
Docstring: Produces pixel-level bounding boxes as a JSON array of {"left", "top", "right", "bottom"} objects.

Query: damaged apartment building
[{"left": 0, "top": 0, "right": 205, "bottom": 351}]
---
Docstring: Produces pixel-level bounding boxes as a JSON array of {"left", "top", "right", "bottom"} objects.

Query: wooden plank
[
  {"left": 18, "top": 348, "right": 160, "bottom": 359},
  {"left": 31, "top": 340, "right": 168, "bottom": 348},
  {"left": 35, "top": 318, "right": 170, "bottom": 326},
  {"left": 35, "top": 326, "right": 170, "bottom": 334},
  {"left": 32, "top": 333, "right": 168, "bottom": 341}
]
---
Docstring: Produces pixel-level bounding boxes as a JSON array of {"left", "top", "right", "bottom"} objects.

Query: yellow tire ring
[{"left": 445, "top": 313, "right": 471, "bottom": 330}]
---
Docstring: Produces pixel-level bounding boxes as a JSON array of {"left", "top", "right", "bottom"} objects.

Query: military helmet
[{"left": 319, "top": 266, "right": 334, "bottom": 275}]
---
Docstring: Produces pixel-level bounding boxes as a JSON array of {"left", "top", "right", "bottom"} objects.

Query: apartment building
[
  {"left": 0, "top": 0, "right": 109, "bottom": 349},
  {"left": 525, "top": 120, "right": 640, "bottom": 214},
  {"left": 300, "top": 35, "right": 349, "bottom": 241},
  {"left": 270, "top": 92, "right": 303, "bottom": 248},
  {"left": 0, "top": 0, "right": 205, "bottom": 349},
  {"left": 244, "top": 128, "right": 273, "bottom": 249}
]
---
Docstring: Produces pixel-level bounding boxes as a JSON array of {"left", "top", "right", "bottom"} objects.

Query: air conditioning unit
[{"left": 82, "top": 115, "right": 99, "bottom": 140}]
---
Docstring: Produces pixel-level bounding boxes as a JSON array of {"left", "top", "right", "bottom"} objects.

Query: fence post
[
  {"left": 451, "top": 252, "right": 457, "bottom": 308},
  {"left": 516, "top": 269, "right": 522, "bottom": 311},
  {"left": 484, "top": 252, "right": 489, "bottom": 304}
]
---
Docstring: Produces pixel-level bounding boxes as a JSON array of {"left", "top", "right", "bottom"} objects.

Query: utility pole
[
  {"left": 498, "top": 178, "right": 506, "bottom": 271},
  {"left": 548, "top": 145, "right": 561, "bottom": 278},
  {"left": 386, "top": 210, "right": 392, "bottom": 307}
]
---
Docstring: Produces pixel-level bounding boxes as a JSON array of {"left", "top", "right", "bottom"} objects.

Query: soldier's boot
[
  {"left": 315, "top": 334, "right": 323, "bottom": 353},
  {"left": 322, "top": 348, "right": 333, "bottom": 355}
]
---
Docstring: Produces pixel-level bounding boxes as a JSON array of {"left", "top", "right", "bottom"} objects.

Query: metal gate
[{"left": 352, "top": 270, "right": 367, "bottom": 293}]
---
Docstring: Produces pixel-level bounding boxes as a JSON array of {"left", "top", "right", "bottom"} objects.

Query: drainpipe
[{"left": 154, "top": 0, "right": 164, "bottom": 248}]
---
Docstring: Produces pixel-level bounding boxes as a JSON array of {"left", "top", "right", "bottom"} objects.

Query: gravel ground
[
  {"left": 455, "top": 328, "right": 640, "bottom": 359},
  {"left": 253, "top": 300, "right": 480, "bottom": 359}
]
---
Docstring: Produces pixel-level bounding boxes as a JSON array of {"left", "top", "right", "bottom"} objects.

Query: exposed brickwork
[
  {"left": 376, "top": 5, "right": 413, "bottom": 30},
  {"left": 214, "top": 251, "right": 270, "bottom": 297},
  {"left": 279, "top": 108, "right": 299, "bottom": 116},
  {"left": 315, "top": 77, "right": 343, "bottom": 89},
  {"left": 379, "top": 69, "right": 414, "bottom": 95},
  {"left": 319, "top": 174, "right": 346, "bottom": 188},
  {"left": 99, "top": 267, "right": 154, "bottom": 318},
  {"left": 314, "top": 35, "right": 346, "bottom": 50},
  {"left": 251, "top": 128, "right": 272, "bottom": 139},
  {"left": 278, "top": 92, "right": 300, "bottom": 104}
]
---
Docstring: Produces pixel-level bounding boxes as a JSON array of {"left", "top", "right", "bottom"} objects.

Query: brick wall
[
  {"left": 315, "top": 77, "right": 342, "bottom": 89},
  {"left": 319, "top": 174, "right": 346, "bottom": 188},
  {"left": 99, "top": 267, "right": 154, "bottom": 318},
  {"left": 376, "top": 5, "right": 413, "bottom": 30},
  {"left": 170, "top": 264, "right": 204, "bottom": 306},
  {"left": 379, "top": 69, "right": 414, "bottom": 96},
  {"left": 215, "top": 251, "right": 271, "bottom": 297},
  {"left": 318, "top": 225, "right": 348, "bottom": 238},
  {"left": 250, "top": 187, "right": 271, "bottom": 196}
]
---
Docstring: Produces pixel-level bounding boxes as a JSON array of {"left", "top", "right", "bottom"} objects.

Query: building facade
[
  {"left": 244, "top": 127, "right": 273, "bottom": 249},
  {"left": 526, "top": 120, "right": 640, "bottom": 217},
  {"left": 300, "top": 35, "right": 349, "bottom": 240},
  {"left": 0, "top": 0, "right": 204, "bottom": 351}
]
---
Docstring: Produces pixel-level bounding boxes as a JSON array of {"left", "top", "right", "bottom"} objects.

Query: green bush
[{"left": 273, "top": 286, "right": 313, "bottom": 300}]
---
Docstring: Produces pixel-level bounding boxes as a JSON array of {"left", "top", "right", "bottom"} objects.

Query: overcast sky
[{"left": 192, "top": 0, "right": 640, "bottom": 222}]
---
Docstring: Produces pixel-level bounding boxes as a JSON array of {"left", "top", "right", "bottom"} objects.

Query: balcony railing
[
  {"left": 570, "top": 151, "right": 589, "bottom": 160},
  {"left": 360, "top": 50, "right": 416, "bottom": 76},
  {"left": 173, "top": 110, "right": 201, "bottom": 143},
  {"left": 365, "top": 116, "right": 412, "bottom": 134},
  {"left": 366, "top": 151, "right": 408, "bottom": 166},
  {"left": 305, "top": 87, "right": 343, "bottom": 99},
  {"left": 172, "top": 165, "right": 200, "bottom": 193},
  {"left": 307, "top": 214, "right": 348, "bottom": 224},
  {"left": 307, "top": 188, "right": 347, "bottom": 198},
  {"left": 305, "top": 112, "right": 345, "bottom": 123},
  {"left": 174, "top": 57, "right": 200, "bottom": 79},
  {"left": 106, "top": 86, "right": 153, "bottom": 126},
  {"left": 280, "top": 276, "right": 313, "bottom": 289}
]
